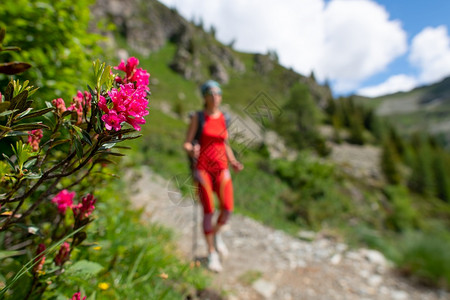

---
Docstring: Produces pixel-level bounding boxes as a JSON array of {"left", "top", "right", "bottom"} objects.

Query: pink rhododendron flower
[
  {"left": 101, "top": 110, "right": 126, "bottom": 131},
  {"left": 67, "top": 91, "right": 92, "bottom": 124},
  {"left": 0, "top": 92, "right": 2, "bottom": 102},
  {"left": 27, "top": 129, "right": 43, "bottom": 152},
  {"left": 33, "top": 243, "right": 46, "bottom": 273},
  {"left": 71, "top": 292, "right": 86, "bottom": 300},
  {"left": 100, "top": 83, "right": 149, "bottom": 131},
  {"left": 52, "top": 98, "right": 67, "bottom": 115},
  {"left": 73, "top": 194, "right": 96, "bottom": 220},
  {"left": 51, "top": 190, "right": 75, "bottom": 214},
  {"left": 54, "top": 242, "right": 70, "bottom": 266},
  {"left": 114, "top": 57, "right": 150, "bottom": 90}
]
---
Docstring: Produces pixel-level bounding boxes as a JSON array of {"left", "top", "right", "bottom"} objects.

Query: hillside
[
  {"left": 90, "top": 0, "right": 450, "bottom": 292},
  {"left": 355, "top": 76, "right": 450, "bottom": 145}
]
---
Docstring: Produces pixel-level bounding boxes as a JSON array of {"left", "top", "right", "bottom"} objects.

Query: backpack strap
[
  {"left": 193, "top": 110, "right": 205, "bottom": 143},
  {"left": 223, "top": 112, "right": 231, "bottom": 128}
]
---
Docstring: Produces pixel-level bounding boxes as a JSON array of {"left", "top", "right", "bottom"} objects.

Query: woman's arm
[
  {"left": 225, "top": 139, "right": 244, "bottom": 172},
  {"left": 183, "top": 113, "right": 200, "bottom": 158}
]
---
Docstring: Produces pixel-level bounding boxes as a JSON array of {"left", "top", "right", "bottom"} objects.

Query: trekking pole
[{"left": 192, "top": 192, "right": 198, "bottom": 261}]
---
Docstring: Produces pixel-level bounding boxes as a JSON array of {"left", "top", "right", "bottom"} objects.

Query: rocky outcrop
[
  {"left": 90, "top": 0, "right": 245, "bottom": 83},
  {"left": 90, "top": 0, "right": 188, "bottom": 55}
]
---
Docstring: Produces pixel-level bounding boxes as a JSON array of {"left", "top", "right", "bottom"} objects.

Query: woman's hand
[
  {"left": 230, "top": 160, "right": 244, "bottom": 173},
  {"left": 183, "top": 142, "right": 200, "bottom": 159}
]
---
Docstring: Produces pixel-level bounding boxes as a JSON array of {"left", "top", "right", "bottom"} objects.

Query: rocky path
[{"left": 126, "top": 166, "right": 449, "bottom": 300}]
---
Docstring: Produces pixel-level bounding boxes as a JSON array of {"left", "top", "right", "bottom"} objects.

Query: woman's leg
[
  {"left": 214, "top": 169, "right": 234, "bottom": 230},
  {"left": 194, "top": 169, "right": 216, "bottom": 253}
]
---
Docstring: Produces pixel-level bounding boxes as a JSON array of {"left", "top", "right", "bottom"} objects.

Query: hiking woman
[{"left": 183, "top": 80, "right": 243, "bottom": 272}]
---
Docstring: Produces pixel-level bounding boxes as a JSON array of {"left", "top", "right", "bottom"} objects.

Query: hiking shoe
[
  {"left": 214, "top": 233, "right": 229, "bottom": 258},
  {"left": 207, "top": 251, "right": 222, "bottom": 273}
]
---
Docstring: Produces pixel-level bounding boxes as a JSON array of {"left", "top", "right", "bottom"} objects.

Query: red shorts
[{"left": 194, "top": 168, "right": 233, "bottom": 233}]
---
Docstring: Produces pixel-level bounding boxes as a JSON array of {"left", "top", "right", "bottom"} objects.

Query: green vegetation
[{"left": 1, "top": 0, "right": 450, "bottom": 295}]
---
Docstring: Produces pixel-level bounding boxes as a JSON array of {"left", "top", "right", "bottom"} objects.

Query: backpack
[{"left": 188, "top": 110, "right": 230, "bottom": 172}]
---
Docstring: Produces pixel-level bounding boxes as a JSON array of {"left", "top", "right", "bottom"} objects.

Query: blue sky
[{"left": 158, "top": 0, "right": 450, "bottom": 97}]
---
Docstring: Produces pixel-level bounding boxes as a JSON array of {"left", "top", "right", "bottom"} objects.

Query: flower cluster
[
  {"left": 72, "top": 193, "right": 96, "bottom": 220},
  {"left": 51, "top": 189, "right": 75, "bottom": 214},
  {"left": 27, "top": 129, "right": 43, "bottom": 152},
  {"left": 71, "top": 292, "right": 86, "bottom": 300},
  {"left": 51, "top": 190, "right": 97, "bottom": 221},
  {"left": 99, "top": 83, "right": 148, "bottom": 131},
  {"left": 68, "top": 91, "right": 92, "bottom": 125},
  {"left": 52, "top": 98, "right": 67, "bottom": 115},
  {"left": 54, "top": 242, "right": 71, "bottom": 266},
  {"left": 98, "top": 57, "right": 150, "bottom": 131},
  {"left": 114, "top": 57, "right": 150, "bottom": 90},
  {"left": 33, "top": 243, "right": 46, "bottom": 273}
]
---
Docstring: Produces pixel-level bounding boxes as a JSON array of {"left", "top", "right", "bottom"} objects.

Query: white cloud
[
  {"left": 409, "top": 25, "right": 450, "bottom": 84},
  {"left": 158, "top": 0, "right": 408, "bottom": 94},
  {"left": 357, "top": 74, "right": 417, "bottom": 97},
  {"left": 317, "top": 0, "right": 407, "bottom": 93}
]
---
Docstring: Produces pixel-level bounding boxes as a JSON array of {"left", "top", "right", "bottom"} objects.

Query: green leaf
[
  {"left": 62, "top": 110, "right": 77, "bottom": 119},
  {"left": 0, "top": 124, "right": 11, "bottom": 131},
  {"left": 11, "top": 123, "right": 49, "bottom": 131},
  {"left": 0, "top": 109, "right": 17, "bottom": 117},
  {"left": 0, "top": 250, "right": 22, "bottom": 260},
  {"left": 0, "top": 62, "right": 31, "bottom": 75},
  {"left": 74, "top": 137, "right": 84, "bottom": 159},
  {"left": 0, "top": 101, "right": 10, "bottom": 113},
  {"left": 65, "top": 260, "right": 103, "bottom": 280},
  {"left": 100, "top": 65, "right": 111, "bottom": 86},
  {"left": 93, "top": 158, "right": 115, "bottom": 165},
  {"left": 82, "top": 130, "right": 92, "bottom": 146},
  {"left": 16, "top": 107, "right": 53, "bottom": 121},
  {"left": 99, "top": 142, "right": 116, "bottom": 150},
  {"left": 49, "top": 139, "right": 71, "bottom": 149},
  {"left": 98, "top": 151, "right": 125, "bottom": 157},
  {"left": 2, "top": 153, "right": 16, "bottom": 171},
  {"left": 23, "top": 173, "right": 42, "bottom": 179},
  {"left": 5, "top": 81, "right": 13, "bottom": 102},
  {"left": 10, "top": 90, "right": 28, "bottom": 110},
  {"left": 23, "top": 158, "right": 37, "bottom": 169},
  {"left": 5, "top": 131, "right": 29, "bottom": 137},
  {"left": 87, "top": 84, "right": 95, "bottom": 100},
  {"left": 15, "top": 107, "right": 32, "bottom": 119}
]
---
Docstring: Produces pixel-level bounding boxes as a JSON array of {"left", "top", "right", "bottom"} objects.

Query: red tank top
[{"left": 197, "top": 112, "right": 228, "bottom": 171}]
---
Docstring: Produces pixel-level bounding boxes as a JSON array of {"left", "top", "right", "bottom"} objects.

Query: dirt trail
[{"left": 126, "top": 166, "right": 449, "bottom": 300}]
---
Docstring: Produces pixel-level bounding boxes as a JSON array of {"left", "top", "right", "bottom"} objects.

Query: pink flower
[
  {"left": 114, "top": 57, "right": 150, "bottom": 90},
  {"left": 54, "top": 242, "right": 71, "bottom": 267},
  {"left": 33, "top": 243, "right": 46, "bottom": 273},
  {"left": 101, "top": 110, "right": 126, "bottom": 131},
  {"left": 51, "top": 190, "right": 75, "bottom": 214},
  {"left": 67, "top": 91, "right": 92, "bottom": 124},
  {"left": 52, "top": 98, "right": 67, "bottom": 115},
  {"left": 73, "top": 194, "right": 96, "bottom": 220},
  {"left": 28, "top": 129, "right": 43, "bottom": 152},
  {"left": 0, "top": 92, "right": 3, "bottom": 102},
  {"left": 71, "top": 292, "right": 86, "bottom": 300}
]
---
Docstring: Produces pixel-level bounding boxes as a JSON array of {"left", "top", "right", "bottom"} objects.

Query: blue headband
[{"left": 201, "top": 80, "right": 221, "bottom": 96}]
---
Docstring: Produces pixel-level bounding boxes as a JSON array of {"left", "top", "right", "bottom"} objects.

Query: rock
[
  {"left": 298, "top": 230, "right": 316, "bottom": 241},
  {"left": 330, "top": 253, "right": 342, "bottom": 265},
  {"left": 391, "top": 290, "right": 409, "bottom": 300},
  {"left": 360, "top": 249, "right": 387, "bottom": 267},
  {"left": 368, "top": 274, "right": 383, "bottom": 287},
  {"left": 252, "top": 279, "right": 277, "bottom": 299}
]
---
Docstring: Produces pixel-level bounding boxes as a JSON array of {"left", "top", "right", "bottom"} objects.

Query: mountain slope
[{"left": 356, "top": 76, "right": 450, "bottom": 143}]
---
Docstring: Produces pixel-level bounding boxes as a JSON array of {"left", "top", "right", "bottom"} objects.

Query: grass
[{"left": 51, "top": 172, "right": 210, "bottom": 299}]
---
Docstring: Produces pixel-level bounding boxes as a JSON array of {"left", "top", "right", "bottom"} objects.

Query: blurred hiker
[{"left": 183, "top": 80, "right": 243, "bottom": 272}]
